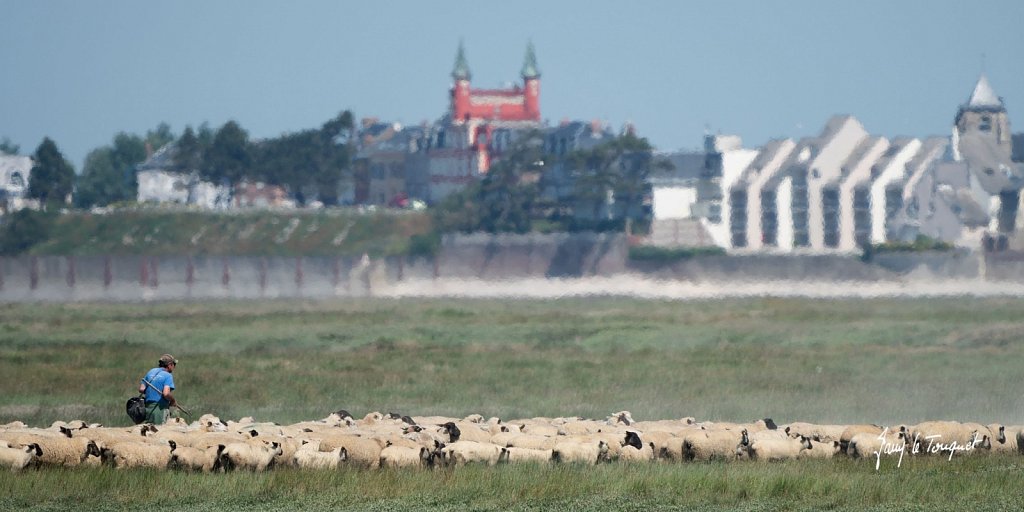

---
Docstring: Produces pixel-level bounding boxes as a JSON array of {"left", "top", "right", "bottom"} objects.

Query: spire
[
  {"left": 451, "top": 40, "right": 471, "bottom": 81},
  {"left": 521, "top": 41, "right": 540, "bottom": 79},
  {"left": 967, "top": 73, "right": 1002, "bottom": 109}
]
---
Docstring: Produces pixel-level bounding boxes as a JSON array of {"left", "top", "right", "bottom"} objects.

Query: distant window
[
  {"left": 985, "top": 168, "right": 995, "bottom": 176},
  {"left": 811, "top": 169, "right": 820, "bottom": 179},
  {"left": 9, "top": 172, "right": 23, "bottom": 187}
]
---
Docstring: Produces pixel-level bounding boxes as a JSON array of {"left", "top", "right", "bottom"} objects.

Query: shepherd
[{"left": 138, "top": 354, "right": 180, "bottom": 424}]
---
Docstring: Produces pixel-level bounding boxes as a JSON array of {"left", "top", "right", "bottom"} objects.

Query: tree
[
  {"left": 433, "top": 130, "right": 546, "bottom": 233},
  {"left": 27, "top": 138, "right": 75, "bottom": 209},
  {"left": 567, "top": 133, "right": 664, "bottom": 229},
  {"left": 75, "top": 133, "right": 147, "bottom": 208},
  {"left": 144, "top": 122, "right": 176, "bottom": 153},
  {"left": 172, "top": 125, "right": 204, "bottom": 173},
  {"left": 0, "top": 137, "right": 19, "bottom": 155},
  {"left": 202, "top": 121, "right": 251, "bottom": 185}
]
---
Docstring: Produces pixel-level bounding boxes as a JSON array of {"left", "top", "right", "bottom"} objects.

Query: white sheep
[
  {"left": 316, "top": 435, "right": 386, "bottom": 469},
  {"left": 3, "top": 430, "right": 103, "bottom": 467},
  {"left": 379, "top": 445, "right": 431, "bottom": 469},
  {"left": 783, "top": 423, "right": 847, "bottom": 442},
  {"left": 681, "top": 429, "right": 743, "bottom": 462},
  {"left": 989, "top": 424, "right": 1017, "bottom": 454},
  {"left": 501, "top": 447, "right": 553, "bottom": 464},
  {"left": 294, "top": 446, "right": 347, "bottom": 469},
  {"left": 551, "top": 439, "right": 609, "bottom": 465},
  {"left": 739, "top": 433, "right": 813, "bottom": 461},
  {"left": 799, "top": 439, "right": 842, "bottom": 459},
  {"left": 839, "top": 424, "right": 884, "bottom": 453},
  {"left": 847, "top": 428, "right": 907, "bottom": 459},
  {"left": 0, "top": 443, "right": 42, "bottom": 471},
  {"left": 220, "top": 441, "right": 283, "bottom": 471},
  {"left": 102, "top": 440, "right": 173, "bottom": 469},
  {"left": 440, "top": 440, "right": 506, "bottom": 467},
  {"left": 169, "top": 442, "right": 225, "bottom": 472},
  {"left": 504, "top": 434, "right": 559, "bottom": 451}
]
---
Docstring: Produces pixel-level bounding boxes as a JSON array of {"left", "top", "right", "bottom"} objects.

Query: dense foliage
[{"left": 26, "top": 138, "right": 75, "bottom": 209}]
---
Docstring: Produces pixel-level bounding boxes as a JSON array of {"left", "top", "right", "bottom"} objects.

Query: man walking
[{"left": 139, "top": 354, "right": 178, "bottom": 424}]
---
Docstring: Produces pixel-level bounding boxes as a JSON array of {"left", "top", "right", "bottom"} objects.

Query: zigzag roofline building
[{"left": 691, "top": 74, "right": 1024, "bottom": 253}]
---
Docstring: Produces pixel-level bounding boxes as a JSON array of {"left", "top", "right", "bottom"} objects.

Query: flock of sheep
[{"left": 1, "top": 410, "right": 1020, "bottom": 472}]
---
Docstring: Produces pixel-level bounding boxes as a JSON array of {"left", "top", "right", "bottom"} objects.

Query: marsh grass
[{"left": 1, "top": 297, "right": 1024, "bottom": 510}]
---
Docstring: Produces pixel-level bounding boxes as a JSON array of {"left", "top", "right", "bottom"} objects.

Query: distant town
[{"left": 2, "top": 42, "right": 1022, "bottom": 255}]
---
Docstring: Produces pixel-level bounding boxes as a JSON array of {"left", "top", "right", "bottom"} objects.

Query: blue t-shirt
[{"left": 141, "top": 367, "right": 175, "bottom": 406}]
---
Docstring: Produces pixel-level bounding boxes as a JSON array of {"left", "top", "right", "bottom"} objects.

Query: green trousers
[{"left": 145, "top": 402, "right": 169, "bottom": 424}]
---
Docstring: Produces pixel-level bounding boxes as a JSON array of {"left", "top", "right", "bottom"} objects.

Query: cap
[{"left": 158, "top": 354, "right": 178, "bottom": 367}]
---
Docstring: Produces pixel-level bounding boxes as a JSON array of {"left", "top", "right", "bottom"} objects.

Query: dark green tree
[
  {"left": 75, "top": 133, "right": 147, "bottom": 208},
  {"left": 433, "top": 130, "right": 545, "bottom": 233},
  {"left": 202, "top": 121, "right": 251, "bottom": 185},
  {"left": 0, "top": 137, "right": 19, "bottom": 155},
  {"left": 144, "top": 122, "right": 176, "bottom": 153},
  {"left": 567, "top": 133, "right": 665, "bottom": 228},
  {"left": 0, "top": 209, "right": 56, "bottom": 255},
  {"left": 172, "top": 125, "right": 204, "bottom": 173},
  {"left": 27, "top": 137, "right": 75, "bottom": 209}
]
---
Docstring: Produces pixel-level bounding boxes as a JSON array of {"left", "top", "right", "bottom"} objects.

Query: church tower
[
  {"left": 450, "top": 41, "right": 472, "bottom": 123},
  {"left": 521, "top": 41, "right": 541, "bottom": 121},
  {"left": 955, "top": 74, "right": 1012, "bottom": 158}
]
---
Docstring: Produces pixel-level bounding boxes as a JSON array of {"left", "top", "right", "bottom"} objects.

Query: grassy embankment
[
  {"left": 1, "top": 297, "right": 1023, "bottom": 510},
  {"left": 21, "top": 209, "right": 432, "bottom": 256}
]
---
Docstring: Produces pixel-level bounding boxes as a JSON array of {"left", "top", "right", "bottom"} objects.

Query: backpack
[{"left": 126, "top": 394, "right": 147, "bottom": 424}]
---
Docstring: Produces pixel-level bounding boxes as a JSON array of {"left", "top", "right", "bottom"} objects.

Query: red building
[{"left": 446, "top": 41, "right": 542, "bottom": 173}]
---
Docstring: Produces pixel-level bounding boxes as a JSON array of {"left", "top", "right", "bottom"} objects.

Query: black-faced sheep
[
  {"left": 219, "top": 441, "right": 283, "bottom": 471},
  {"left": 170, "top": 443, "right": 225, "bottom": 472},
  {"left": 0, "top": 443, "right": 42, "bottom": 471},
  {"left": 440, "top": 440, "right": 506, "bottom": 467},
  {"left": 551, "top": 439, "right": 610, "bottom": 465}
]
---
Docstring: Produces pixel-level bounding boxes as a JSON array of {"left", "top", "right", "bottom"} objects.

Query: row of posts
[{"left": 0, "top": 256, "right": 439, "bottom": 292}]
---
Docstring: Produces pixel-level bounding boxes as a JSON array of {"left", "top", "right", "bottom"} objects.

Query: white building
[{"left": 0, "top": 153, "right": 34, "bottom": 212}]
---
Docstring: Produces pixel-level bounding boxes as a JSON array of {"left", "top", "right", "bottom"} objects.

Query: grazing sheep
[
  {"left": 551, "top": 439, "right": 610, "bottom": 465},
  {"left": 847, "top": 428, "right": 908, "bottom": 459},
  {"left": 783, "top": 423, "right": 847, "bottom": 442},
  {"left": 3, "top": 430, "right": 102, "bottom": 467},
  {"left": 557, "top": 420, "right": 606, "bottom": 436},
  {"left": 619, "top": 441, "right": 656, "bottom": 463},
  {"left": 102, "top": 440, "right": 173, "bottom": 469},
  {"left": 519, "top": 423, "right": 560, "bottom": 437},
  {"left": 220, "top": 441, "right": 283, "bottom": 471},
  {"left": 908, "top": 421, "right": 982, "bottom": 455},
  {"left": 317, "top": 435, "right": 386, "bottom": 469},
  {"left": 737, "top": 434, "right": 812, "bottom": 461},
  {"left": 170, "top": 443, "right": 225, "bottom": 472},
  {"left": 988, "top": 424, "right": 1016, "bottom": 454},
  {"left": 441, "top": 440, "right": 506, "bottom": 467},
  {"left": 504, "top": 434, "right": 559, "bottom": 451},
  {"left": 839, "top": 425, "right": 884, "bottom": 453},
  {"left": 799, "top": 439, "right": 842, "bottom": 459},
  {"left": 501, "top": 447, "right": 553, "bottom": 464},
  {"left": 607, "top": 411, "right": 635, "bottom": 426},
  {"left": 0, "top": 443, "right": 42, "bottom": 471},
  {"left": 448, "top": 422, "right": 492, "bottom": 443},
  {"left": 682, "top": 430, "right": 743, "bottom": 462},
  {"left": 294, "top": 446, "right": 348, "bottom": 469},
  {"left": 379, "top": 445, "right": 431, "bottom": 469}
]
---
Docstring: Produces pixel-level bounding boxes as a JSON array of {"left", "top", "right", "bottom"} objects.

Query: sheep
[
  {"left": 607, "top": 411, "right": 635, "bottom": 426},
  {"left": 557, "top": 420, "right": 606, "bottom": 436},
  {"left": 440, "top": 440, "right": 506, "bottom": 467},
  {"left": 737, "top": 434, "right": 812, "bottom": 461},
  {"left": 908, "top": 421, "right": 978, "bottom": 455},
  {"left": 504, "top": 434, "right": 559, "bottom": 451},
  {"left": 619, "top": 441, "right": 656, "bottom": 463},
  {"left": 447, "top": 421, "right": 492, "bottom": 443},
  {"left": 551, "top": 439, "right": 610, "bottom": 465},
  {"left": 847, "top": 428, "right": 908, "bottom": 459},
  {"left": 316, "top": 435, "right": 386, "bottom": 469},
  {"left": 519, "top": 423, "right": 560, "bottom": 437},
  {"left": 783, "top": 423, "right": 847, "bottom": 442},
  {"left": 799, "top": 439, "right": 842, "bottom": 459},
  {"left": 220, "top": 440, "right": 283, "bottom": 471},
  {"left": 988, "top": 424, "right": 1017, "bottom": 454},
  {"left": 379, "top": 445, "right": 432, "bottom": 469},
  {"left": 294, "top": 446, "right": 348, "bottom": 469},
  {"left": 839, "top": 424, "right": 884, "bottom": 453},
  {"left": 501, "top": 447, "right": 553, "bottom": 464},
  {"left": 3, "top": 430, "right": 103, "bottom": 467},
  {"left": 0, "top": 443, "right": 42, "bottom": 471},
  {"left": 681, "top": 429, "right": 744, "bottom": 462},
  {"left": 102, "top": 440, "right": 173, "bottom": 469},
  {"left": 170, "top": 443, "right": 225, "bottom": 472}
]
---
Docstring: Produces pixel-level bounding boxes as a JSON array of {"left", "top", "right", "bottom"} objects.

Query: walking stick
[{"left": 142, "top": 378, "right": 192, "bottom": 417}]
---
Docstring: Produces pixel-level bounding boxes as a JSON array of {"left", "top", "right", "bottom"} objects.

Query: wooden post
[
  {"left": 295, "top": 257, "right": 304, "bottom": 290},
  {"left": 186, "top": 256, "right": 195, "bottom": 288},
  {"left": 104, "top": 256, "right": 113, "bottom": 288},
  {"left": 259, "top": 257, "right": 268, "bottom": 294},
  {"left": 140, "top": 257, "right": 149, "bottom": 288},
  {"left": 30, "top": 256, "right": 39, "bottom": 290},
  {"left": 221, "top": 258, "right": 230, "bottom": 287},
  {"left": 149, "top": 258, "right": 159, "bottom": 288},
  {"left": 66, "top": 256, "right": 76, "bottom": 288},
  {"left": 332, "top": 257, "right": 341, "bottom": 288}
]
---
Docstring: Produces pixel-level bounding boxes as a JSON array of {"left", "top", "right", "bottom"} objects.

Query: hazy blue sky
[{"left": 1, "top": 0, "right": 1022, "bottom": 170}]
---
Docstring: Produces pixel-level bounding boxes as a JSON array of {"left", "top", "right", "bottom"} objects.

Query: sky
[{"left": 1, "top": 0, "right": 1022, "bottom": 171}]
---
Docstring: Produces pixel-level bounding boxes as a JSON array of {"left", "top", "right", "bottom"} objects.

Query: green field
[{"left": 1, "top": 297, "right": 1023, "bottom": 510}]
